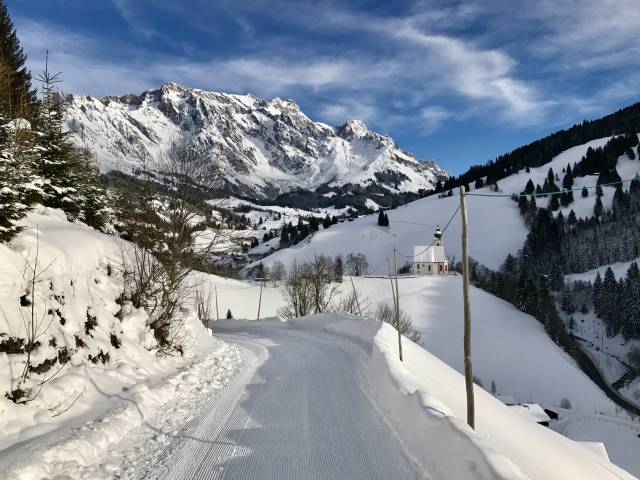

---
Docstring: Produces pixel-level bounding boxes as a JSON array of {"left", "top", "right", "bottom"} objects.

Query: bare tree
[
  {"left": 115, "top": 143, "right": 229, "bottom": 353},
  {"left": 307, "top": 255, "right": 338, "bottom": 313},
  {"left": 375, "top": 302, "right": 422, "bottom": 344},
  {"left": 278, "top": 261, "right": 314, "bottom": 319},
  {"left": 270, "top": 260, "right": 286, "bottom": 284},
  {"left": 346, "top": 253, "right": 368, "bottom": 276}
]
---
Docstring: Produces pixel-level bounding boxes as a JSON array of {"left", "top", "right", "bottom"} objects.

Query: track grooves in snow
[{"left": 148, "top": 324, "right": 422, "bottom": 480}]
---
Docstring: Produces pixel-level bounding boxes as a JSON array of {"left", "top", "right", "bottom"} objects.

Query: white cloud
[
  {"left": 420, "top": 106, "right": 451, "bottom": 133},
  {"left": 528, "top": 0, "right": 640, "bottom": 65}
]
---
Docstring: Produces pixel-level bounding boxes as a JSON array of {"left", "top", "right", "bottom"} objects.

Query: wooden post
[
  {"left": 257, "top": 278, "right": 264, "bottom": 320},
  {"left": 215, "top": 285, "right": 219, "bottom": 321},
  {"left": 386, "top": 258, "right": 397, "bottom": 311},
  {"left": 460, "top": 186, "right": 475, "bottom": 429},
  {"left": 394, "top": 249, "right": 403, "bottom": 362}
]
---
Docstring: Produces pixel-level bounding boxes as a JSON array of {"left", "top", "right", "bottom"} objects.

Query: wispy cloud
[
  {"left": 110, "top": 0, "right": 157, "bottom": 40},
  {"left": 14, "top": 0, "right": 639, "bottom": 141}
]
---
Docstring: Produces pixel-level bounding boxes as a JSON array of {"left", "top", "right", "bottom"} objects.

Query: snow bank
[
  {"left": 350, "top": 275, "right": 616, "bottom": 413},
  {"left": 324, "top": 315, "right": 636, "bottom": 480},
  {"left": 0, "top": 208, "right": 236, "bottom": 476}
]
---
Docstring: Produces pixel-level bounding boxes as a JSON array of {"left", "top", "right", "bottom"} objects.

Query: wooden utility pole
[
  {"left": 459, "top": 186, "right": 475, "bottom": 429},
  {"left": 394, "top": 249, "right": 403, "bottom": 362},
  {"left": 256, "top": 278, "right": 264, "bottom": 320},
  {"left": 386, "top": 258, "right": 397, "bottom": 311},
  {"left": 349, "top": 276, "right": 362, "bottom": 316},
  {"left": 215, "top": 285, "right": 219, "bottom": 321}
]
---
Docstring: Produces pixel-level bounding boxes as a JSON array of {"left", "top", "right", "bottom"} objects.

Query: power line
[
  {"left": 393, "top": 220, "right": 439, "bottom": 228},
  {"left": 397, "top": 204, "right": 461, "bottom": 259},
  {"left": 465, "top": 177, "right": 637, "bottom": 198}
]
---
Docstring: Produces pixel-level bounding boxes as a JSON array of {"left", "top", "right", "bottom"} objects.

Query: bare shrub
[
  {"left": 336, "top": 282, "right": 369, "bottom": 317},
  {"left": 7, "top": 231, "right": 74, "bottom": 404},
  {"left": 194, "top": 282, "right": 213, "bottom": 327},
  {"left": 375, "top": 302, "right": 422, "bottom": 344}
]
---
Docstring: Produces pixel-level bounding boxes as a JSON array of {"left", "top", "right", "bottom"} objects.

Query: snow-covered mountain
[{"left": 63, "top": 83, "right": 448, "bottom": 199}]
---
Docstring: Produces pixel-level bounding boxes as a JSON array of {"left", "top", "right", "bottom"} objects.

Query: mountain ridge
[{"left": 63, "top": 82, "right": 449, "bottom": 200}]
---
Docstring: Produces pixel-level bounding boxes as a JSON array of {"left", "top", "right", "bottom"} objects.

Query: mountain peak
[{"left": 336, "top": 119, "right": 370, "bottom": 141}]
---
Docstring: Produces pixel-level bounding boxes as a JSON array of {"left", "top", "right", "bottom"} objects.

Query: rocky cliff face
[{"left": 64, "top": 82, "right": 448, "bottom": 199}]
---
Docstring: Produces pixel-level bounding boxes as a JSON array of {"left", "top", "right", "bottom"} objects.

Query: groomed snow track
[{"left": 143, "top": 320, "right": 422, "bottom": 480}]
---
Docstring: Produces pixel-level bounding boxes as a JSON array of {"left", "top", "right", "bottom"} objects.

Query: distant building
[{"left": 409, "top": 227, "right": 449, "bottom": 275}]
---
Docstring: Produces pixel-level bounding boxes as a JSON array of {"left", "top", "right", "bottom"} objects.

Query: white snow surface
[
  {"left": 566, "top": 257, "right": 640, "bottom": 283},
  {"left": 0, "top": 208, "right": 242, "bottom": 478},
  {"left": 250, "top": 186, "right": 527, "bottom": 272},
  {"left": 159, "top": 314, "right": 637, "bottom": 480}
]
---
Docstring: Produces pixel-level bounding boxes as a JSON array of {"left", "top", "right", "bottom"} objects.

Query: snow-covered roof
[
  {"left": 509, "top": 403, "right": 551, "bottom": 424},
  {"left": 413, "top": 245, "right": 447, "bottom": 263}
]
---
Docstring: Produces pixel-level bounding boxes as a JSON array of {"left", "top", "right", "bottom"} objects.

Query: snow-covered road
[{"left": 148, "top": 320, "right": 422, "bottom": 480}]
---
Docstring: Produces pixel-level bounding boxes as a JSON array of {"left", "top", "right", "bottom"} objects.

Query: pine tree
[
  {"left": 622, "top": 262, "right": 640, "bottom": 338},
  {"left": 279, "top": 223, "right": 289, "bottom": 246},
  {"left": 593, "top": 196, "right": 603, "bottom": 218},
  {"left": 334, "top": 255, "right": 343, "bottom": 283},
  {"left": 226, "top": 309, "right": 233, "bottom": 319},
  {"left": 602, "top": 267, "right": 619, "bottom": 335},
  {"left": 377, "top": 208, "right": 389, "bottom": 227},
  {"left": 581, "top": 186, "right": 588, "bottom": 198},
  {"left": 525, "top": 179, "right": 535, "bottom": 194},
  {"left": 0, "top": 1, "right": 36, "bottom": 118},
  {"left": 33, "top": 53, "right": 109, "bottom": 228},
  {"left": 593, "top": 272, "right": 603, "bottom": 317}
]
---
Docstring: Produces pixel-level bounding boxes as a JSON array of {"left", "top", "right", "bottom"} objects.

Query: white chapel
[{"left": 410, "top": 227, "right": 449, "bottom": 276}]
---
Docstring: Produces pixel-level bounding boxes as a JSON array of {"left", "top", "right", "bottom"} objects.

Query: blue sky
[{"left": 7, "top": 0, "right": 640, "bottom": 174}]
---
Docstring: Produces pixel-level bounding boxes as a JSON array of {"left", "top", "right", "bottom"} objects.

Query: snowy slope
[
  {"left": 566, "top": 258, "right": 640, "bottom": 283},
  {"left": 63, "top": 83, "right": 448, "bottom": 199},
  {"left": 0, "top": 207, "right": 240, "bottom": 472},
  {"left": 359, "top": 316, "right": 637, "bottom": 480},
  {"left": 249, "top": 183, "right": 527, "bottom": 272},
  {"left": 253, "top": 134, "right": 640, "bottom": 274}
]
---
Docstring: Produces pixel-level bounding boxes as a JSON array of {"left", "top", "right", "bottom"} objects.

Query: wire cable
[
  {"left": 464, "top": 177, "right": 636, "bottom": 198},
  {"left": 397, "top": 204, "right": 461, "bottom": 259}
]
